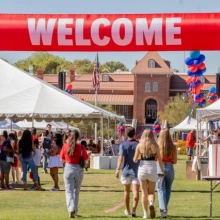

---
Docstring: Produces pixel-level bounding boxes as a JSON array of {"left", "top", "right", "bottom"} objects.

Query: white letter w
[{"left": 28, "top": 18, "right": 57, "bottom": 45}]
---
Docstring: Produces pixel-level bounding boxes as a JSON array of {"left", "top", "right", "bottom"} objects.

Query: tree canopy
[
  {"left": 158, "top": 94, "right": 210, "bottom": 126},
  {"left": 14, "top": 52, "right": 129, "bottom": 75},
  {"left": 14, "top": 53, "right": 72, "bottom": 74}
]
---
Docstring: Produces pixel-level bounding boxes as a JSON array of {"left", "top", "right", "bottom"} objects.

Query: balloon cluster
[
  {"left": 185, "top": 51, "right": 206, "bottom": 107},
  {"left": 207, "top": 86, "right": 218, "bottom": 103},
  {"left": 117, "top": 122, "right": 125, "bottom": 135},
  {"left": 152, "top": 120, "right": 161, "bottom": 134},
  {"left": 65, "top": 84, "right": 74, "bottom": 95}
]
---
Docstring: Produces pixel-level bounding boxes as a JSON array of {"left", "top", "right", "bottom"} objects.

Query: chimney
[
  {"left": 36, "top": 67, "right": 44, "bottom": 80},
  {"left": 136, "top": 60, "right": 140, "bottom": 66},
  {"left": 69, "top": 66, "right": 75, "bottom": 82}
]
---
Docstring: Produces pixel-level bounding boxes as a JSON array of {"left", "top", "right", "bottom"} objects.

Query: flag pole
[{"left": 95, "top": 87, "right": 97, "bottom": 146}]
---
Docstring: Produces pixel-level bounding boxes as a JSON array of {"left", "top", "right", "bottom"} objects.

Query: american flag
[{"left": 92, "top": 53, "right": 100, "bottom": 90}]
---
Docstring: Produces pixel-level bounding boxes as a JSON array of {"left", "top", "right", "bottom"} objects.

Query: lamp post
[{"left": 29, "top": 65, "right": 33, "bottom": 75}]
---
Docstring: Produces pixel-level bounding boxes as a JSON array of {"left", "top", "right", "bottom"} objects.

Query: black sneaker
[{"left": 131, "top": 211, "right": 136, "bottom": 217}]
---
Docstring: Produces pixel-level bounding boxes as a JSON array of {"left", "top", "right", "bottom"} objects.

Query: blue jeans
[
  {"left": 64, "top": 164, "right": 84, "bottom": 215},
  {"left": 43, "top": 153, "right": 49, "bottom": 173},
  {"left": 157, "top": 163, "right": 174, "bottom": 211},
  {"left": 20, "top": 155, "right": 38, "bottom": 184}
]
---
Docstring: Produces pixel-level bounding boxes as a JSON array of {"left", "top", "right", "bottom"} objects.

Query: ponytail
[{"left": 67, "top": 130, "right": 79, "bottom": 156}]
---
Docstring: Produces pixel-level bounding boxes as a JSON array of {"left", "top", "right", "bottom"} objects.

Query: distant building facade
[{"left": 36, "top": 52, "right": 216, "bottom": 126}]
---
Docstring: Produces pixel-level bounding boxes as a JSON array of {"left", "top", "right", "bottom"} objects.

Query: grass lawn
[{"left": 1, "top": 155, "right": 220, "bottom": 220}]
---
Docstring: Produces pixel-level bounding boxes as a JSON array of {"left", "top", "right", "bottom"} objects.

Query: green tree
[
  {"left": 14, "top": 52, "right": 72, "bottom": 74},
  {"left": 100, "top": 61, "right": 129, "bottom": 73},
  {"left": 158, "top": 94, "right": 209, "bottom": 126},
  {"left": 73, "top": 59, "right": 94, "bottom": 74}
]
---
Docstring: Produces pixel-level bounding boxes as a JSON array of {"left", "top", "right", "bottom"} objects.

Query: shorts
[
  {"left": 121, "top": 176, "right": 140, "bottom": 185},
  {"left": 138, "top": 160, "right": 157, "bottom": 182},
  {"left": 0, "top": 160, "right": 11, "bottom": 174},
  {"left": 187, "top": 147, "right": 194, "bottom": 156}
]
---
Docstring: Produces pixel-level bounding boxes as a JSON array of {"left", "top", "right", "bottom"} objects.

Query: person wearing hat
[{"left": 186, "top": 130, "right": 196, "bottom": 161}]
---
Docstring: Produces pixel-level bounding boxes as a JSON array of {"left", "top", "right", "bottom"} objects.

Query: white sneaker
[
  {"left": 143, "top": 210, "right": 148, "bottom": 219},
  {"left": 124, "top": 209, "right": 131, "bottom": 216}
]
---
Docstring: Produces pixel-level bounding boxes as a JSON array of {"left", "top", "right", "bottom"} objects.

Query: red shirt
[
  {"left": 186, "top": 132, "right": 196, "bottom": 148},
  {"left": 60, "top": 143, "right": 88, "bottom": 164}
]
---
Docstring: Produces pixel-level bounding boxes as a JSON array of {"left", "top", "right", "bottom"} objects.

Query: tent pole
[
  {"left": 32, "top": 115, "right": 34, "bottom": 128},
  {"left": 10, "top": 118, "right": 12, "bottom": 131},
  {"left": 100, "top": 114, "right": 104, "bottom": 156},
  {"left": 107, "top": 117, "right": 110, "bottom": 141},
  {"left": 95, "top": 122, "right": 97, "bottom": 144},
  {"left": 114, "top": 118, "right": 117, "bottom": 141}
]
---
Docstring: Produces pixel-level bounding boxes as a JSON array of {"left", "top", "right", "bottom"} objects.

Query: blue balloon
[
  {"left": 194, "top": 59, "right": 202, "bottom": 66},
  {"left": 194, "top": 69, "right": 204, "bottom": 77},
  {"left": 189, "top": 51, "right": 200, "bottom": 59},
  {"left": 209, "top": 86, "right": 216, "bottom": 93},
  {"left": 199, "top": 54, "right": 206, "bottom": 63},
  {"left": 185, "top": 57, "right": 194, "bottom": 66},
  {"left": 187, "top": 70, "right": 196, "bottom": 76},
  {"left": 154, "top": 121, "right": 159, "bottom": 125}
]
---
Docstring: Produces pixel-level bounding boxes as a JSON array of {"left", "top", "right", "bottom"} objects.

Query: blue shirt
[{"left": 118, "top": 139, "right": 139, "bottom": 178}]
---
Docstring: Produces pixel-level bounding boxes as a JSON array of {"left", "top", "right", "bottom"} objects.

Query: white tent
[
  {"left": 197, "top": 99, "right": 220, "bottom": 120},
  {"left": 170, "top": 117, "right": 206, "bottom": 131},
  {"left": 0, "top": 59, "right": 124, "bottom": 123},
  {"left": 0, "top": 119, "right": 20, "bottom": 130},
  {"left": 15, "top": 120, "right": 77, "bottom": 131}
]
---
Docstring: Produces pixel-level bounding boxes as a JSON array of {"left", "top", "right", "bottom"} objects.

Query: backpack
[{"left": 42, "top": 137, "right": 52, "bottom": 150}]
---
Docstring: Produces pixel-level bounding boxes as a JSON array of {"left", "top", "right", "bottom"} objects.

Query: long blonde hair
[
  {"left": 67, "top": 130, "right": 79, "bottom": 156},
  {"left": 138, "top": 129, "right": 158, "bottom": 157},
  {"left": 158, "top": 128, "right": 176, "bottom": 158}
]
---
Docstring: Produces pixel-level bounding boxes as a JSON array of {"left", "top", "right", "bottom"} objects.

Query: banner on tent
[
  {"left": 1, "top": 13, "right": 220, "bottom": 51},
  {"left": 209, "top": 119, "right": 220, "bottom": 132}
]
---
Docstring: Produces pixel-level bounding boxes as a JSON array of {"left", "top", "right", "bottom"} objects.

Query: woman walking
[
  {"left": 18, "top": 129, "right": 44, "bottom": 190},
  {"left": 133, "top": 129, "right": 164, "bottom": 219},
  {"left": 157, "top": 128, "right": 177, "bottom": 218},
  {"left": 48, "top": 133, "right": 63, "bottom": 191},
  {"left": 60, "top": 130, "right": 88, "bottom": 218}
]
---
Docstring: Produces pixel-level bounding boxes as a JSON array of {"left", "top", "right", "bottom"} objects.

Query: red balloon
[
  {"left": 186, "top": 76, "right": 194, "bottom": 84},
  {"left": 189, "top": 65, "right": 198, "bottom": 72},
  {"left": 198, "top": 62, "right": 206, "bottom": 70}
]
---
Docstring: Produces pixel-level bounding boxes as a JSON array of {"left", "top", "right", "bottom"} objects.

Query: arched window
[
  {"left": 102, "top": 74, "right": 109, "bottom": 82},
  {"left": 153, "top": 82, "right": 158, "bottom": 92},
  {"left": 145, "top": 82, "right": 150, "bottom": 92},
  {"left": 148, "top": 59, "right": 155, "bottom": 68}
]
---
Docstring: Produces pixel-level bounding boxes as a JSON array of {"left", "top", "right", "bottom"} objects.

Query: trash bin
[{"left": 182, "top": 132, "right": 188, "bottom": 141}]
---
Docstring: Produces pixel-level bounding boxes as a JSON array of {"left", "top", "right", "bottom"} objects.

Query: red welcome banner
[{"left": 0, "top": 13, "right": 220, "bottom": 51}]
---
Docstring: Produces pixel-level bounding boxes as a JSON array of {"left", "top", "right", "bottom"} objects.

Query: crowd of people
[{"left": 115, "top": 127, "right": 177, "bottom": 219}]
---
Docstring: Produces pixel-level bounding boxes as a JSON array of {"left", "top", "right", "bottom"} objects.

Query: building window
[
  {"left": 148, "top": 59, "right": 155, "bottom": 68},
  {"left": 153, "top": 82, "right": 158, "bottom": 92},
  {"left": 145, "top": 82, "right": 150, "bottom": 92},
  {"left": 102, "top": 74, "right": 109, "bottom": 82},
  {"left": 116, "top": 105, "right": 120, "bottom": 114},
  {"left": 123, "top": 105, "right": 128, "bottom": 118}
]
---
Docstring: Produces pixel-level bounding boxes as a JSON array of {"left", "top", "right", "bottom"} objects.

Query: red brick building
[{"left": 36, "top": 52, "right": 216, "bottom": 126}]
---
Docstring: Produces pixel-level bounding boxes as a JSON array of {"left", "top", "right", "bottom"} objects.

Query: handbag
[{"left": 79, "top": 146, "right": 85, "bottom": 168}]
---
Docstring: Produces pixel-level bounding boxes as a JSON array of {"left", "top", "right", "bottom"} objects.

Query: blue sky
[{"left": 1, "top": 0, "right": 220, "bottom": 73}]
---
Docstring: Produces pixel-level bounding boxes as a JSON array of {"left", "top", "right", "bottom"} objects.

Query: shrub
[{"left": 176, "top": 140, "right": 186, "bottom": 155}]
